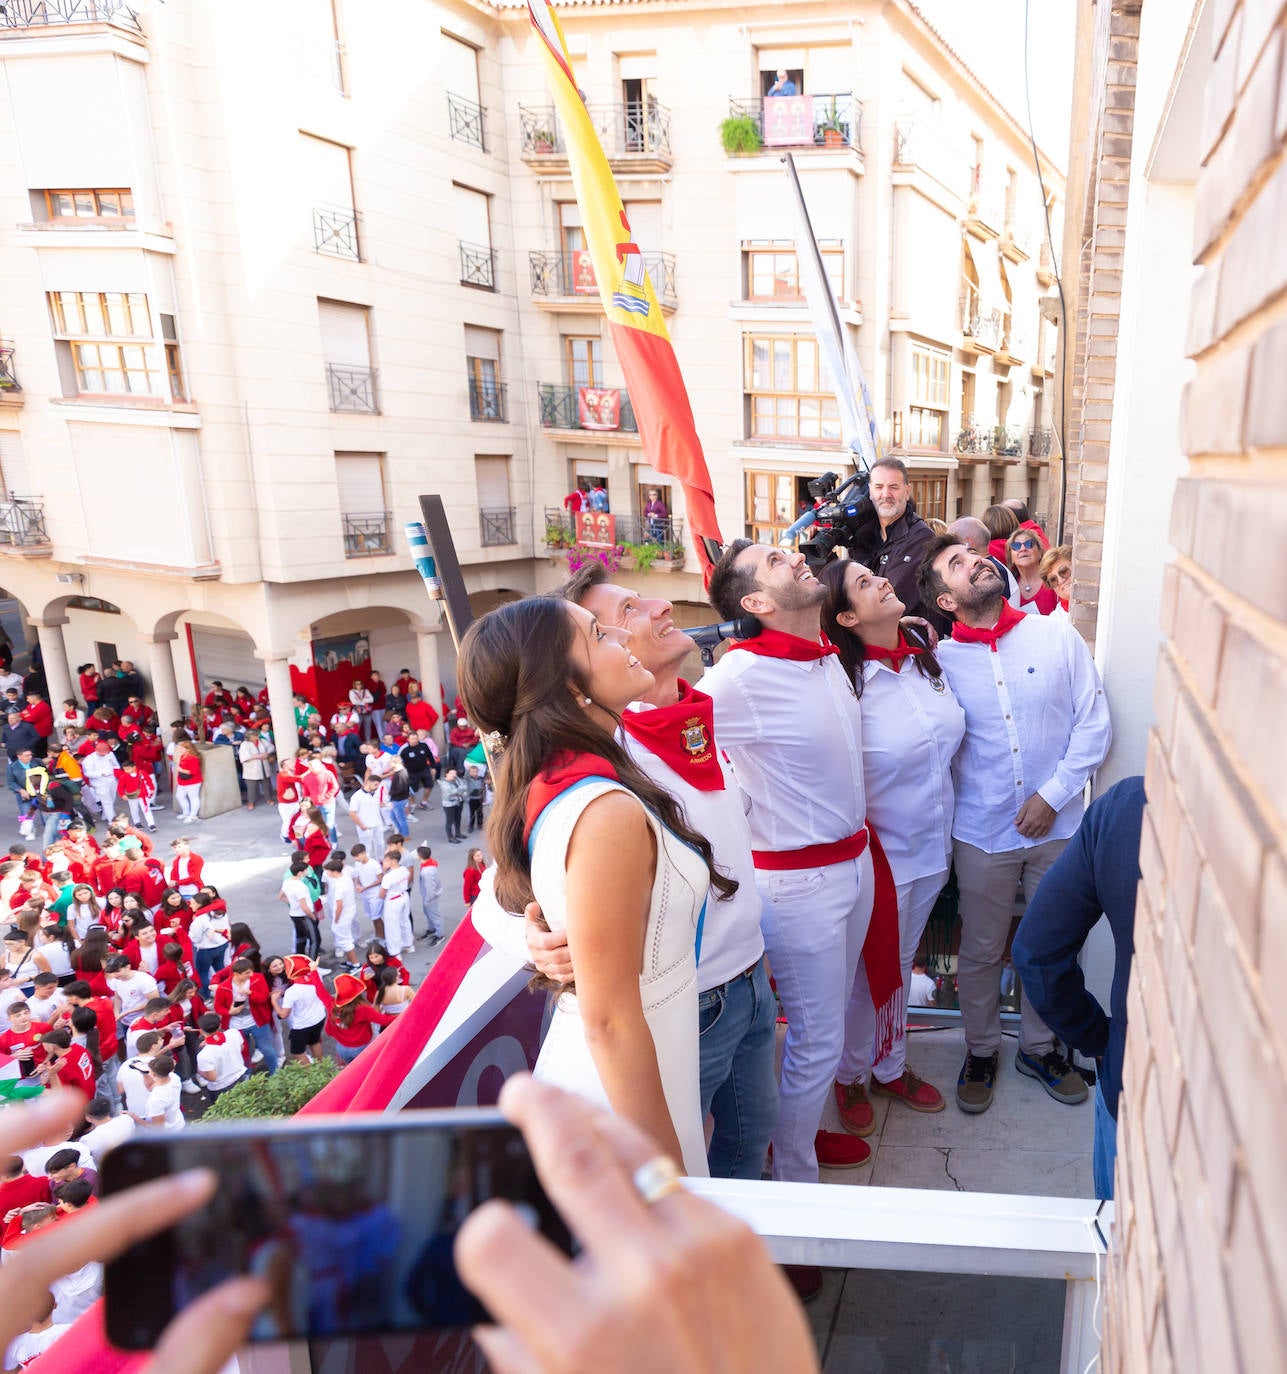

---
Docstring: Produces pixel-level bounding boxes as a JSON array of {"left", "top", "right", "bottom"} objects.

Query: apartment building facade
[{"left": 0, "top": 0, "right": 1062, "bottom": 738}]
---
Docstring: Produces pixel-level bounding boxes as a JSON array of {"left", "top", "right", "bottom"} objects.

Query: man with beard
[
  {"left": 918, "top": 536, "right": 1112, "bottom": 1115},
  {"left": 849, "top": 458, "right": 938, "bottom": 626}
]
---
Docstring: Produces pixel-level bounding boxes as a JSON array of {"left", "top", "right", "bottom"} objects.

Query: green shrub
[
  {"left": 624, "top": 540, "right": 660, "bottom": 573},
  {"left": 720, "top": 115, "right": 762, "bottom": 155},
  {"left": 200, "top": 1059, "right": 339, "bottom": 1121}
]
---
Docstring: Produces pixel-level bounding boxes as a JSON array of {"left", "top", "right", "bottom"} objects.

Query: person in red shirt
[
  {"left": 131, "top": 723, "right": 166, "bottom": 784},
  {"left": 0, "top": 1002, "right": 53, "bottom": 1077},
  {"left": 86, "top": 704, "right": 120, "bottom": 734},
  {"left": 321, "top": 972, "right": 395, "bottom": 1065},
  {"left": 563, "top": 486, "right": 585, "bottom": 514},
  {"left": 38, "top": 1027, "right": 96, "bottom": 1099},
  {"left": 232, "top": 687, "right": 256, "bottom": 723},
  {"left": 203, "top": 681, "right": 234, "bottom": 712},
  {"left": 168, "top": 836, "right": 205, "bottom": 896},
  {"left": 0, "top": 1156, "right": 51, "bottom": 1217},
  {"left": 77, "top": 664, "right": 101, "bottom": 706},
  {"left": 275, "top": 756, "right": 307, "bottom": 845},
  {"left": 358, "top": 941, "right": 410, "bottom": 1003},
  {"left": 404, "top": 689, "right": 439, "bottom": 736},
  {"left": 64, "top": 980, "right": 119, "bottom": 1060},
  {"left": 21, "top": 692, "right": 54, "bottom": 754},
  {"left": 153, "top": 940, "right": 190, "bottom": 994},
  {"left": 462, "top": 848, "right": 486, "bottom": 909},
  {"left": 119, "top": 696, "right": 156, "bottom": 733},
  {"left": 212, "top": 957, "right": 277, "bottom": 1072},
  {"left": 447, "top": 716, "right": 479, "bottom": 772},
  {"left": 113, "top": 759, "right": 157, "bottom": 832}
]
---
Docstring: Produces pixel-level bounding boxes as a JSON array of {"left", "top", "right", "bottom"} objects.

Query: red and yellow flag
[{"left": 528, "top": 0, "right": 723, "bottom": 579}]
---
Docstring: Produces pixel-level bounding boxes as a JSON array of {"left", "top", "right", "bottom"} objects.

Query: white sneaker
[
  {"left": 251, "top": 1049, "right": 264, "bottom": 1064},
  {"left": 182, "top": 1080, "right": 203, "bottom": 1095}
]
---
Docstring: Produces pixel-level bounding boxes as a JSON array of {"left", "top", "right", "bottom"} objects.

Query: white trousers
[
  {"left": 332, "top": 912, "right": 359, "bottom": 958},
  {"left": 175, "top": 783, "right": 202, "bottom": 820},
  {"left": 381, "top": 895, "right": 413, "bottom": 956},
  {"left": 758, "top": 850, "right": 874, "bottom": 1183},
  {"left": 88, "top": 780, "right": 117, "bottom": 818},
  {"left": 838, "top": 869, "right": 948, "bottom": 1086},
  {"left": 278, "top": 802, "right": 297, "bottom": 841},
  {"left": 125, "top": 796, "right": 154, "bottom": 829},
  {"left": 356, "top": 825, "right": 385, "bottom": 859}
]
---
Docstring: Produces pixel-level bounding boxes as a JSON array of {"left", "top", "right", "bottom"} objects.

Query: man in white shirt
[
  {"left": 323, "top": 855, "right": 360, "bottom": 970},
  {"left": 919, "top": 535, "right": 1112, "bottom": 1115},
  {"left": 700, "top": 540, "right": 876, "bottom": 1184},
  {"left": 119, "top": 1031, "right": 165, "bottom": 1123},
  {"left": 143, "top": 1052, "right": 185, "bottom": 1130},
  {"left": 347, "top": 774, "right": 386, "bottom": 858},
  {"left": 272, "top": 956, "right": 327, "bottom": 1064},
  {"left": 105, "top": 956, "right": 159, "bottom": 1031},
  {"left": 195, "top": 1013, "right": 247, "bottom": 1096},
  {"left": 80, "top": 1096, "right": 136, "bottom": 1166},
  {"left": 80, "top": 738, "right": 120, "bottom": 819}
]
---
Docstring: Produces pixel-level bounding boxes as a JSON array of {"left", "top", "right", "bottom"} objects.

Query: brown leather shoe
[
  {"left": 869, "top": 1068, "right": 945, "bottom": 1113},
  {"left": 833, "top": 1078, "right": 876, "bottom": 1136}
]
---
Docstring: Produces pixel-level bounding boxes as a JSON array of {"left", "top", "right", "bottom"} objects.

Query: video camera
[{"left": 796, "top": 469, "right": 874, "bottom": 567}]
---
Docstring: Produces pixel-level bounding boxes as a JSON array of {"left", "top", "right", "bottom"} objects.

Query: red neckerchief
[
  {"left": 727, "top": 627, "right": 840, "bottom": 661},
  {"left": 522, "top": 751, "right": 620, "bottom": 844},
  {"left": 950, "top": 602, "right": 1026, "bottom": 652},
  {"left": 621, "top": 681, "right": 724, "bottom": 792},
  {"left": 204, "top": 1031, "right": 226, "bottom": 1046},
  {"left": 863, "top": 633, "right": 925, "bottom": 673}
]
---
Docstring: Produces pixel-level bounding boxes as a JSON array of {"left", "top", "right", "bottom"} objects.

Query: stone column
[
  {"left": 415, "top": 627, "right": 446, "bottom": 748},
  {"left": 261, "top": 654, "right": 298, "bottom": 762},
  {"left": 141, "top": 635, "right": 184, "bottom": 729},
  {"left": 33, "top": 619, "right": 74, "bottom": 711}
]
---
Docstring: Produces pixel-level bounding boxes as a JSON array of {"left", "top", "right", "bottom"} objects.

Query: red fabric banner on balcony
[
  {"left": 576, "top": 510, "right": 617, "bottom": 546},
  {"left": 764, "top": 94, "right": 812, "bottom": 146},
  {"left": 571, "top": 247, "right": 597, "bottom": 293},
  {"left": 527, "top": 0, "right": 724, "bottom": 580},
  {"left": 577, "top": 384, "right": 620, "bottom": 430}
]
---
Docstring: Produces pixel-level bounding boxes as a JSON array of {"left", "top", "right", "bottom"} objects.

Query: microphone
[
  {"left": 779, "top": 509, "right": 817, "bottom": 543},
  {"left": 687, "top": 615, "right": 762, "bottom": 651}
]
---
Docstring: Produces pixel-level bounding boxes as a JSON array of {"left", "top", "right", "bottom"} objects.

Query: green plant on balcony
[
  {"left": 720, "top": 114, "right": 763, "bottom": 155},
  {"left": 818, "top": 98, "right": 846, "bottom": 146},
  {"left": 544, "top": 518, "right": 574, "bottom": 550},
  {"left": 531, "top": 127, "right": 556, "bottom": 153},
  {"left": 623, "top": 540, "right": 660, "bottom": 573}
]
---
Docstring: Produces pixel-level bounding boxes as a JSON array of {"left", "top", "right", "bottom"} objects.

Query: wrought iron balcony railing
[
  {"left": 458, "top": 241, "right": 498, "bottom": 290},
  {"left": 543, "top": 508, "right": 686, "bottom": 558},
  {"left": 960, "top": 289, "right": 1002, "bottom": 351},
  {"left": 528, "top": 249, "right": 677, "bottom": 307},
  {"left": 519, "top": 101, "right": 672, "bottom": 160},
  {"left": 326, "top": 364, "right": 378, "bottom": 413},
  {"left": 993, "top": 425, "right": 1023, "bottom": 457},
  {"left": 1028, "top": 427, "right": 1054, "bottom": 458},
  {"left": 479, "top": 506, "right": 517, "bottom": 547},
  {"left": 447, "top": 93, "right": 486, "bottom": 151},
  {"left": 728, "top": 92, "right": 863, "bottom": 154},
  {"left": 954, "top": 415, "right": 996, "bottom": 456},
  {"left": 893, "top": 115, "right": 970, "bottom": 198},
  {"left": 0, "top": 345, "right": 20, "bottom": 394},
  {"left": 0, "top": 497, "right": 49, "bottom": 547},
  {"left": 0, "top": 0, "right": 141, "bottom": 30},
  {"left": 537, "top": 382, "right": 637, "bottom": 434},
  {"left": 313, "top": 205, "right": 359, "bottom": 260},
  {"left": 468, "top": 377, "right": 508, "bottom": 422},
  {"left": 342, "top": 511, "right": 393, "bottom": 558}
]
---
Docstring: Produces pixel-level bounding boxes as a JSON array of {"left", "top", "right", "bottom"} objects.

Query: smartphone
[{"left": 102, "top": 1109, "right": 573, "bottom": 1349}]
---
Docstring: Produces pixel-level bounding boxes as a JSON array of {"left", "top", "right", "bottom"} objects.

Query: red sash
[
  {"left": 620, "top": 682, "right": 724, "bottom": 792},
  {"left": 727, "top": 628, "right": 840, "bottom": 661},
  {"left": 949, "top": 601, "right": 1025, "bottom": 652},
  {"left": 752, "top": 828, "right": 868, "bottom": 871}
]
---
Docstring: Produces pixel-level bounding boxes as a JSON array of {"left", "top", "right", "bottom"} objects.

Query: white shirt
[
  {"left": 938, "top": 613, "right": 1112, "bottom": 852},
  {"left": 81, "top": 1114, "right": 136, "bottom": 1166},
  {"left": 82, "top": 751, "right": 118, "bottom": 785},
  {"left": 326, "top": 871, "right": 357, "bottom": 923},
  {"left": 700, "top": 644, "right": 866, "bottom": 853},
  {"left": 349, "top": 789, "right": 384, "bottom": 829},
  {"left": 353, "top": 857, "right": 383, "bottom": 902},
  {"left": 858, "top": 659, "right": 966, "bottom": 886},
  {"left": 238, "top": 738, "right": 270, "bottom": 780},
  {"left": 4, "top": 1323, "right": 72, "bottom": 1368},
  {"left": 380, "top": 864, "right": 409, "bottom": 904},
  {"left": 197, "top": 1031, "right": 246, "bottom": 1091},
  {"left": 145, "top": 1076, "right": 185, "bottom": 1130},
  {"left": 909, "top": 970, "right": 937, "bottom": 1006},
  {"left": 281, "top": 981, "right": 325, "bottom": 1029},
  {"left": 189, "top": 911, "right": 230, "bottom": 951},
  {"left": 111, "top": 970, "right": 159, "bottom": 1022},
  {"left": 281, "top": 876, "right": 314, "bottom": 918},
  {"left": 119, "top": 1056, "right": 156, "bottom": 1120},
  {"left": 23, "top": 1141, "right": 94, "bottom": 1175}
]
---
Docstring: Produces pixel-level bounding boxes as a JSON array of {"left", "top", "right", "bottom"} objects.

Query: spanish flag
[{"left": 528, "top": 0, "right": 724, "bottom": 579}]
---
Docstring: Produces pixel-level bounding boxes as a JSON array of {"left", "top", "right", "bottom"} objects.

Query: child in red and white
[
  {"left": 378, "top": 849, "right": 413, "bottom": 956},
  {"left": 113, "top": 758, "right": 157, "bottom": 833},
  {"left": 37, "top": 1026, "right": 96, "bottom": 1100},
  {"left": 275, "top": 755, "right": 307, "bottom": 844},
  {"left": 322, "top": 971, "right": 396, "bottom": 1066},
  {"left": 322, "top": 855, "right": 360, "bottom": 972},
  {"left": 272, "top": 955, "right": 328, "bottom": 1064},
  {"left": 58, "top": 699, "right": 86, "bottom": 740},
  {"left": 195, "top": 1011, "right": 248, "bottom": 1097}
]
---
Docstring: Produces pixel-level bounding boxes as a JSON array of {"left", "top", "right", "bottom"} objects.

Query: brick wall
[{"left": 1103, "top": 2, "right": 1287, "bottom": 1370}]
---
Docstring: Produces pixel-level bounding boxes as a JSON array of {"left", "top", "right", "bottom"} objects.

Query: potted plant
[
  {"left": 543, "top": 517, "right": 573, "bottom": 550},
  {"left": 531, "top": 127, "right": 556, "bottom": 154},
  {"left": 720, "top": 113, "right": 763, "bottom": 155},
  {"left": 818, "top": 99, "right": 846, "bottom": 148},
  {"left": 622, "top": 541, "right": 660, "bottom": 574}
]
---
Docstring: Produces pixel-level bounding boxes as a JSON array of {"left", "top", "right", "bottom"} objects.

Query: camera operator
[{"left": 845, "top": 459, "right": 943, "bottom": 630}]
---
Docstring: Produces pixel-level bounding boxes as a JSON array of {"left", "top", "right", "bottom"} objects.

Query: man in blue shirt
[
  {"left": 1011, "top": 776, "right": 1146, "bottom": 1199},
  {"left": 767, "top": 69, "right": 797, "bottom": 96}
]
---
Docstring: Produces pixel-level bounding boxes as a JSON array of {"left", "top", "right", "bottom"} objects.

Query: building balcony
[
  {"left": 342, "top": 511, "right": 393, "bottom": 558},
  {"left": 999, "top": 218, "right": 1033, "bottom": 263},
  {"left": 0, "top": 497, "right": 51, "bottom": 555},
  {"left": 528, "top": 249, "right": 677, "bottom": 313},
  {"left": 543, "top": 507, "right": 686, "bottom": 566},
  {"left": 892, "top": 116, "right": 968, "bottom": 200},
  {"left": 725, "top": 92, "right": 862, "bottom": 157},
  {"left": 0, "top": 345, "right": 22, "bottom": 408},
  {"left": 995, "top": 314, "right": 1031, "bottom": 367},
  {"left": 313, "top": 205, "right": 360, "bottom": 260},
  {"left": 960, "top": 289, "right": 1002, "bottom": 353},
  {"left": 993, "top": 424, "right": 1024, "bottom": 459},
  {"left": 326, "top": 364, "right": 378, "bottom": 413},
  {"left": 0, "top": 0, "right": 141, "bottom": 31},
  {"left": 519, "top": 101, "right": 673, "bottom": 172},
  {"left": 479, "top": 506, "right": 517, "bottom": 547},
  {"left": 468, "top": 377, "right": 508, "bottom": 422},
  {"left": 1028, "top": 427, "right": 1054, "bottom": 458},
  {"left": 537, "top": 382, "right": 637, "bottom": 440},
  {"left": 447, "top": 93, "right": 486, "bottom": 152},
  {"left": 459, "top": 241, "right": 498, "bottom": 291},
  {"left": 953, "top": 415, "right": 997, "bottom": 458},
  {"left": 964, "top": 170, "right": 1005, "bottom": 240},
  {"left": 1036, "top": 240, "right": 1057, "bottom": 287}
]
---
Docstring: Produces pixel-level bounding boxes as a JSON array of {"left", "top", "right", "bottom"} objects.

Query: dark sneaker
[
  {"left": 955, "top": 1052, "right": 999, "bottom": 1114},
  {"left": 1015, "top": 1048, "right": 1089, "bottom": 1104},
  {"left": 833, "top": 1078, "right": 876, "bottom": 1136}
]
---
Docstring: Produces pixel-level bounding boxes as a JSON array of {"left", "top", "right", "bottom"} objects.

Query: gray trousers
[{"left": 953, "top": 837, "right": 1068, "bottom": 1058}]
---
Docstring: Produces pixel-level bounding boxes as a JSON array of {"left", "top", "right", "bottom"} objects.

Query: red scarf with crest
[
  {"left": 950, "top": 601, "right": 1026, "bottom": 652},
  {"left": 523, "top": 752, "right": 620, "bottom": 845},
  {"left": 620, "top": 682, "right": 724, "bottom": 792},
  {"left": 727, "top": 628, "right": 840, "bottom": 661}
]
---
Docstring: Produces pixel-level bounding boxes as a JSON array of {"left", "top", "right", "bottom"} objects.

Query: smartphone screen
[{"left": 102, "top": 1109, "right": 572, "bottom": 1349}]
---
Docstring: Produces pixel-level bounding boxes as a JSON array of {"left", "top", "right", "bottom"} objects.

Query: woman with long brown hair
[{"left": 457, "top": 596, "right": 736, "bottom": 1176}]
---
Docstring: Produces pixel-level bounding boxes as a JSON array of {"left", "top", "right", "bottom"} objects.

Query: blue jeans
[
  {"left": 195, "top": 942, "right": 229, "bottom": 994},
  {"left": 245, "top": 1021, "right": 279, "bottom": 1075},
  {"left": 320, "top": 800, "right": 338, "bottom": 844},
  {"left": 1093, "top": 1081, "right": 1117, "bottom": 1200},
  {"left": 336, "top": 1040, "right": 368, "bottom": 1065},
  {"left": 389, "top": 799, "right": 409, "bottom": 834},
  {"left": 698, "top": 957, "right": 779, "bottom": 1181}
]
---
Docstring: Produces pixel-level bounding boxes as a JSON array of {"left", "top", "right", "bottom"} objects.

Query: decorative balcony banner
[
  {"left": 577, "top": 384, "right": 621, "bottom": 430},
  {"left": 571, "top": 247, "right": 598, "bottom": 293},
  {"left": 526, "top": 0, "right": 724, "bottom": 580},
  {"left": 763, "top": 94, "right": 812, "bottom": 147},
  {"left": 576, "top": 510, "right": 617, "bottom": 547}
]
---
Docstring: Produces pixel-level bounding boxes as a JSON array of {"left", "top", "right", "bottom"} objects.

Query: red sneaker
[
  {"left": 833, "top": 1078, "right": 875, "bottom": 1136},
  {"left": 815, "top": 1129, "right": 871, "bottom": 1169},
  {"left": 870, "top": 1068, "right": 945, "bottom": 1113}
]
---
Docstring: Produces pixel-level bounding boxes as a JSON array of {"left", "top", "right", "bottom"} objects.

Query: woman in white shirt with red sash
[{"left": 821, "top": 560, "right": 966, "bottom": 1116}]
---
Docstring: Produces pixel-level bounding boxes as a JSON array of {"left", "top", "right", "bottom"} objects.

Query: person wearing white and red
[
  {"left": 80, "top": 739, "right": 119, "bottom": 820},
  {"left": 820, "top": 560, "right": 966, "bottom": 1119},
  {"left": 0, "top": 1002, "right": 52, "bottom": 1078},
  {"left": 112, "top": 759, "right": 156, "bottom": 832},
  {"left": 346, "top": 774, "right": 386, "bottom": 860},
  {"left": 272, "top": 954, "right": 327, "bottom": 1063},
  {"left": 119, "top": 696, "right": 156, "bottom": 733},
  {"left": 330, "top": 704, "right": 362, "bottom": 766},
  {"left": 919, "top": 535, "right": 1112, "bottom": 1114},
  {"left": 172, "top": 741, "right": 203, "bottom": 821},
  {"left": 57, "top": 699, "right": 86, "bottom": 740},
  {"left": 212, "top": 958, "right": 278, "bottom": 1073},
  {"left": 188, "top": 892, "right": 231, "bottom": 995},
  {"left": 275, "top": 754, "right": 307, "bottom": 843},
  {"left": 38, "top": 1026, "right": 96, "bottom": 1099},
  {"left": 301, "top": 755, "right": 341, "bottom": 841},
  {"left": 167, "top": 836, "right": 205, "bottom": 899},
  {"left": 322, "top": 855, "right": 360, "bottom": 971},
  {"left": 195, "top": 1011, "right": 248, "bottom": 1097},
  {"left": 203, "top": 681, "right": 234, "bottom": 713},
  {"left": 320, "top": 971, "right": 395, "bottom": 1065},
  {"left": 20, "top": 692, "right": 54, "bottom": 759},
  {"left": 701, "top": 539, "right": 876, "bottom": 1183},
  {"left": 447, "top": 716, "right": 479, "bottom": 773}
]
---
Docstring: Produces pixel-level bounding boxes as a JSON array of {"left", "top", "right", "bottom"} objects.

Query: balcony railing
[
  {"left": 960, "top": 288, "right": 1002, "bottom": 351},
  {"left": 993, "top": 424, "right": 1023, "bottom": 457},
  {"left": 537, "top": 382, "right": 637, "bottom": 434},
  {"left": 1028, "top": 427, "right": 1054, "bottom": 458},
  {"left": 893, "top": 117, "right": 971, "bottom": 200},
  {"left": 0, "top": 345, "right": 20, "bottom": 394},
  {"left": 468, "top": 377, "right": 508, "bottom": 422},
  {"left": 447, "top": 93, "right": 486, "bottom": 151},
  {"left": 544, "top": 507, "right": 686, "bottom": 559},
  {"left": 0, "top": 497, "right": 49, "bottom": 547},
  {"left": 458, "top": 241, "right": 498, "bottom": 290},
  {"left": 529, "top": 249, "right": 677, "bottom": 307},
  {"left": 954, "top": 416, "right": 996, "bottom": 456},
  {"left": 519, "top": 101, "right": 673, "bottom": 161},
  {"left": 728, "top": 92, "right": 863, "bottom": 154},
  {"left": 342, "top": 511, "right": 393, "bottom": 558},
  {"left": 325, "top": 364, "right": 378, "bottom": 413},
  {"left": 313, "top": 205, "right": 359, "bottom": 260},
  {"left": 479, "top": 506, "right": 517, "bottom": 547},
  {"left": 0, "top": 0, "right": 141, "bottom": 30}
]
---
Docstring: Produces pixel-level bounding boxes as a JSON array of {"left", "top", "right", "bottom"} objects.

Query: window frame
[
  {"left": 744, "top": 468, "right": 802, "bottom": 544},
  {"left": 742, "top": 239, "right": 844, "bottom": 303},
  {"left": 44, "top": 189, "right": 135, "bottom": 223},
  {"left": 743, "top": 332, "right": 842, "bottom": 445},
  {"left": 48, "top": 291, "right": 167, "bottom": 401}
]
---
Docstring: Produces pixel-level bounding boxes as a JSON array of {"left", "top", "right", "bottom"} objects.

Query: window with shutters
[
  {"left": 318, "top": 299, "right": 377, "bottom": 412},
  {"left": 304, "top": 133, "right": 359, "bottom": 259},
  {"left": 335, "top": 452, "right": 390, "bottom": 557},
  {"left": 465, "top": 324, "right": 505, "bottom": 421},
  {"left": 475, "top": 455, "right": 516, "bottom": 545},
  {"left": 48, "top": 291, "right": 164, "bottom": 399},
  {"left": 444, "top": 33, "right": 485, "bottom": 150},
  {"left": 745, "top": 470, "right": 810, "bottom": 544}
]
